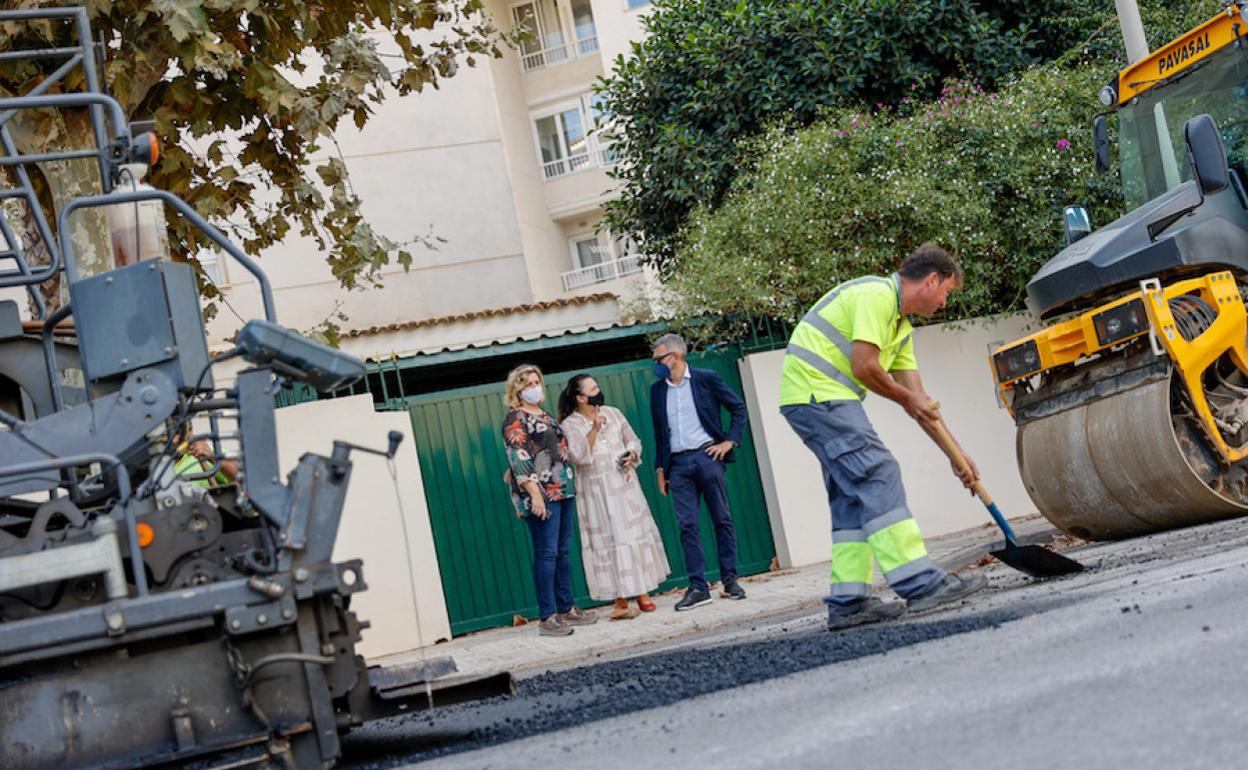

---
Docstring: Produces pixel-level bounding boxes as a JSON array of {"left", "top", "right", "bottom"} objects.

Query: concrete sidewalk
[{"left": 378, "top": 515, "right": 1069, "bottom": 680}]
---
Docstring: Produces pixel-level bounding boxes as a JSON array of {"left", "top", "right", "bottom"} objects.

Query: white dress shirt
[{"left": 666, "top": 368, "right": 715, "bottom": 453}]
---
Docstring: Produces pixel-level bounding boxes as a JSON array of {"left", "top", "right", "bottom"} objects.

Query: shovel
[{"left": 928, "top": 414, "right": 1084, "bottom": 578}]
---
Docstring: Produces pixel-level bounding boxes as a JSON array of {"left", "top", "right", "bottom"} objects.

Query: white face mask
[{"left": 520, "top": 384, "right": 543, "bottom": 405}]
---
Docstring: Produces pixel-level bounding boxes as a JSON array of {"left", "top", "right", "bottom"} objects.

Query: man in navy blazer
[{"left": 650, "top": 333, "right": 749, "bottom": 611}]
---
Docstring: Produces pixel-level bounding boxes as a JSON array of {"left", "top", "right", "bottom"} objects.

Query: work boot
[
  {"left": 720, "top": 579, "right": 747, "bottom": 600},
  {"left": 556, "top": 606, "right": 598, "bottom": 626},
  {"left": 826, "top": 597, "right": 906, "bottom": 631},
  {"left": 673, "top": 588, "right": 713, "bottom": 611},
  {"left": 538, "top": 616, "right": 573, "bottom": 637},
  {"left": 906, "top": 572, "right": 987, "bottom": 614}
]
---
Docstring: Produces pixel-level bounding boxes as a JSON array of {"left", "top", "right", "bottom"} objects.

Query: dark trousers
[
  {"left": 669, "top": 451, "right": 738, "bottom": 592},
  {"left": 524, "top": 498, "right": 576, "bottom": 620}
]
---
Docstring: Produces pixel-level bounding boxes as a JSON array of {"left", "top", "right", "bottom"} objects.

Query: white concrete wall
[
  {"left": 592, "top": 0, "right": 652, "bottom": 72},
  {"left": 273, "top": 395, "right": 451, "bottom": 656},
  {"left": 740, "top": 314, "right": 1037, "bottom": 569}
]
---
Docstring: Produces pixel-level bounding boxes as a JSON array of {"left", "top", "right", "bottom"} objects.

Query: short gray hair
[{"left": 653, "top": 333, "right": 687, "bottom": 356}]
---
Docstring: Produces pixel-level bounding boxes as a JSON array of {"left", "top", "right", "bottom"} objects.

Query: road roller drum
[{"left": 1018, "top": 374, "right": 1248, "bottom": 540}]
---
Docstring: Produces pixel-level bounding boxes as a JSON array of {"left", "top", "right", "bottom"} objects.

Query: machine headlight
[
  {"left": 993, "top": 340, "right": 1042, "bottom": 383},
  {"left": 1092, "top": 298, "right": 1148, "bottom": 346},
  {"left": 1099, "top": 84, "right": 1117, "bottom": 107}
]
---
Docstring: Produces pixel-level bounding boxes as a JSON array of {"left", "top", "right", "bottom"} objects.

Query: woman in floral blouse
[{"left": 502, "top": 364, "right": 597, "bottom": 637}]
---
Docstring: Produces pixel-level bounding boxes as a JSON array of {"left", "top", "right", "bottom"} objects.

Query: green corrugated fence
[{"left": 406, "top": 347, "right": 776, "bottom": 636}]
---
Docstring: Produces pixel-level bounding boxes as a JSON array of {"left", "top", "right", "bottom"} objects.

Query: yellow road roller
[{"left": 993, "top": 6, "right": 1248, "bottom": 540}]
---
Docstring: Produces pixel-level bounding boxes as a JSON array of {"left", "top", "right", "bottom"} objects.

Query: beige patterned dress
[{"left": 561, "top": 407, "right": 671, "bottom": 600}]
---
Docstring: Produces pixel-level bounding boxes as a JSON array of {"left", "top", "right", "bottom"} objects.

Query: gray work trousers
[{"left": 781, "top": 400, "right": 945, "bottom": 615}]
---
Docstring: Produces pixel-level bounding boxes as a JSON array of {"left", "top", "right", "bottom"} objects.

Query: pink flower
[{"left": 1056, "top": 138, "right": 1071, "bottom": 150}]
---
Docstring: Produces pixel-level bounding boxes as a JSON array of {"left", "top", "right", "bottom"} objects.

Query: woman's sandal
[
  {"left": 637, "top": 599, "right": 657, "bottom": 612},
  {"left": 610, "top": 606, "right": 640, "bottom": 621}
]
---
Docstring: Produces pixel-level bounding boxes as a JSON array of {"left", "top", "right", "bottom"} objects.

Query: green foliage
[
  {"left": 663, "top": 63, "right": 1124, "bottom": 327},
  {"left": 0, "top": 0, "right": 508, "bottom": 313},
  {"left": 599, "top": 0, "right": 1222, "bottom": 273}
]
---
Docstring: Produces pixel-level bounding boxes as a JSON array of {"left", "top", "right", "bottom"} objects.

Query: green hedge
[
  {"left": 599, "top": 0, "right": 1218, "bottom": 274},
  {"left": 663, "top": 63, "right": 1124, "bottom": 326}
]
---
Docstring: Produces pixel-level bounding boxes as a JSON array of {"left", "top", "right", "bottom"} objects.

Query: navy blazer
[{"left": 650, "top": 366, "right": 748, "bottom": 475}]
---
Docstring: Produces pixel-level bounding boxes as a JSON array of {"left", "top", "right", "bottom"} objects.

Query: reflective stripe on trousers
[{"left": 781, "top": 399, "right": 945, "bottom": 613}]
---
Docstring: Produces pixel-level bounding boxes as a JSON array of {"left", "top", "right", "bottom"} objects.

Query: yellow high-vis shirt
[{"left": 779, "top": 273, "right": 916, "bottom": 406}]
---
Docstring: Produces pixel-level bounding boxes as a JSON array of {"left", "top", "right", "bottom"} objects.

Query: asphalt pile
[{"left": 341, "top": 606, "right": 1024, "bottom": 768}]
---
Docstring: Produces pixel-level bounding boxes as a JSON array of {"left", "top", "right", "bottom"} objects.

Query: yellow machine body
[
  {"left": 995, "top": 271, "right": 1248, "bottom": 466},
  {"left": 994, "top": 271, "right": 1248, "bottom": 540}
]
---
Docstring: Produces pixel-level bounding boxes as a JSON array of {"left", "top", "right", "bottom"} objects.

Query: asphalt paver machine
[
  {"left": 0, "top": 8, "right": 509, "bottom": 769},
  {"left": 993, "top": 5, "right": 1248, "bottom": 540}
]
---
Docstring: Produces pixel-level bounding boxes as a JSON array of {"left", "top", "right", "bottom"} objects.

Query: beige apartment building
[{"left": 205, "top": 0, "right": 657, "bottom": 362}]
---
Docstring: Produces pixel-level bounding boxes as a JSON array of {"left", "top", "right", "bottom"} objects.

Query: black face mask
[{"left": 586, "top": 392, "right": 605, "bottom": 407}]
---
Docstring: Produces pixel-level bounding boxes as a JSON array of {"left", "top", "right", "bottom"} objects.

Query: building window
[
  {"left": 572, "top": 235, "right": 607, "bottom": 269},
  {"left": 569, "top": 0, "right": 598, "bottom": 56},
  {"left": 512, "top": 0, "right": 598, "bottom": 71},
  {"left": 533, "top": 94, "right": 616, "bottom": 179},
  {"left": 194, "top": 247, "right": 227, "bottom": 287},
  {"left": 561, "top": 232, "right": 645, "bottom": 291}
]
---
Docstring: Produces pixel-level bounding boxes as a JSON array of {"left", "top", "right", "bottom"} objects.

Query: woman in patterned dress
[
  {"left": 502, "top": 364, "right": 597, "bottom": 637},
  {"left": 558, "top": 374, "right": 671, "bottom": 620}
]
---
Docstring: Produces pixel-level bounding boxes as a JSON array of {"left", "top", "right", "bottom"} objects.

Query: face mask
[
  {"left": 520, "top": 385, "right": 543, "bottom": 405},
  {"left": 653, "top": 362, "right": 671, "bottom": 381},
  {"left": 587, "top": 392, "right": 605, "bottom": 407}
]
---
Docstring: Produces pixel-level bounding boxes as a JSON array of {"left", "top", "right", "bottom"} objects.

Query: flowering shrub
[
  {"left": 664, "top": 63, "right": 1126, "bottom": 325},
  {"left": 599, "top": 0, "right": 1219, "bottom": 275}
]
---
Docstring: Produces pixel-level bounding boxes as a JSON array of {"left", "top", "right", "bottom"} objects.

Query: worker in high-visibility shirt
[
  {"left": 173, "top": 431, "right": 238, "bottom": 489},
  {"left": 780, "top": 243, "right": 986, "bottom": 631}
]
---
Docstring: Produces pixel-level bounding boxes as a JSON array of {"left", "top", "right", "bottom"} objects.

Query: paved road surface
[{"left": 342, "top": 516, "right": 1248, "bottom": 769}]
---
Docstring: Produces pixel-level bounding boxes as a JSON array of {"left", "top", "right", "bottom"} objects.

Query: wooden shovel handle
[{"left": 925, "top": 406, "right": 993, "bottom": 505}]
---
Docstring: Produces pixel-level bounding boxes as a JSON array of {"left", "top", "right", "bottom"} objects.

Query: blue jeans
[
  {"left": 524, "top": 498, "right": 576, "bottom": 620},
  {"left": 669, "top": 450, "right": 738, "bottom": 593}
]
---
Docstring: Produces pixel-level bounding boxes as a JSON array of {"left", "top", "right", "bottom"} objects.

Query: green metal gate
[{"left": 407, "top": 347, "right": 776, "bottom": 636}]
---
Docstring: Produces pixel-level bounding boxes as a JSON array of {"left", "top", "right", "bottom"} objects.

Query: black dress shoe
[
  {"left": 674, "top": 588, "right": 713, "bottom": 611},
  {"left": 720, "top": 580, "right": 747, "bottom": 600}
]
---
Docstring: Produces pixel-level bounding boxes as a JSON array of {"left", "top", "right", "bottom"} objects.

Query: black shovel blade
[{"left": 990, "top": 540, "right": 1084, "bottom": 578}]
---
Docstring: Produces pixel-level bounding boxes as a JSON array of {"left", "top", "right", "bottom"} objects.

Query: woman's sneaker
[
  {"left": 826, "top": 597, "right": 906, "bottom": 631},
  {"left": 538, "top": 616, "right": 573, "bottom": 637},
  {"left": 906, "top": 572, "right": 986, "bottom": 614},
  {"left": 556, "top": 606, "right": 598, "bottom": 626}
]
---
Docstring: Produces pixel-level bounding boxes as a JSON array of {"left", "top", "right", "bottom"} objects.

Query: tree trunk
[{"left": 6, "top": 111, "right": 115, "bottom": 315}]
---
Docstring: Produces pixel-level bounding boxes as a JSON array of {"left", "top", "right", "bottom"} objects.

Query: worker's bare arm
[{"left": 850, "top": 342, "right": 939, "bottom": 422}]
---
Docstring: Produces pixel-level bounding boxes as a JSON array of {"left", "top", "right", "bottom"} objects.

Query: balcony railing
[
  {"left": 560, "top": 250, "right": 645, "bottom": 291},
  {"left": 520, "top": 35, "right": 599, "bottom": 72},
  {"left": 542, "top": 138, "right": 617, "bottom": 180},
  {"left": 575, "top": 36, "right": 599, "bottom": 57},
  {"left": 617, "top": 253, "right": 643, "bottom": 277},
  {"left": 520, "top": 43, "right": 570, "bottom": 71}
]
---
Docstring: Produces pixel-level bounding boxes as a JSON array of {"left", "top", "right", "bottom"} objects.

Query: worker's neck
[{"left": 899, "top": 278, "right": 921, "bottom": 316}]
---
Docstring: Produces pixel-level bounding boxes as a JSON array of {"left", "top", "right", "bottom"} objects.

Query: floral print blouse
[{"left": 502, "top": 407, "right": 575, "bottom": 516}]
